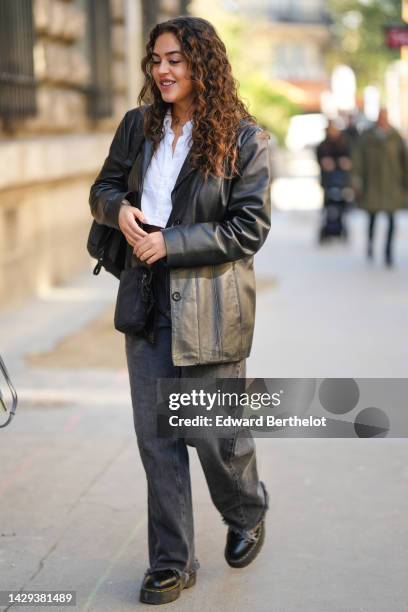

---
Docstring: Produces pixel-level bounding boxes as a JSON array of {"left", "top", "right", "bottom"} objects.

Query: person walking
[
  {"left": 342, "top": 113, "right": 360, "bottom": 152},
  {"left": 89, "top": 16, "right": 271, "bottom": 606},
  {"left": 316, "top": 120, "right": 352, "bottom": 240},
  {"left": 316, "top": 120, "right": 352, "bottom": 194},
  {"left": 352, "top": 108, "right": 408, "bottom": 266}
]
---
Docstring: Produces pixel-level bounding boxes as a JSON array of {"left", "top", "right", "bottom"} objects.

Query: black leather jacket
[{"left": 89, "top": 106, "right": 271, "bottom": 365}]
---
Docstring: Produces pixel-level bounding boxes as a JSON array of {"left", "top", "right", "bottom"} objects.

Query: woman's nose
[{"left": 157, "top": 61, "right": 170, "bottom": 75}]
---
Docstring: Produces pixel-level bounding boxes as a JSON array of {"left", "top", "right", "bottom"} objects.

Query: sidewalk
[
  {"left": 1, "top": 210, "right": 408, "bottom": 612},
  {"left": 251, "top": 207, "right": 408, "bottom": 377}
]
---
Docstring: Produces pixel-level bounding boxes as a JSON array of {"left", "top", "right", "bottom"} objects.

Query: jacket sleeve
[
  {"left": 162, "top": 127, "right": 272, "bottom": 267},
  {"left": 89, "top": 110, "right": 137, "bottom": 230}
]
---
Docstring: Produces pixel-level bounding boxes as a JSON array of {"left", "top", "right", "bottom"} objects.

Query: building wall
[
  {"left": 270, "top": 27, "right": 329, "bottom": 81},
  {"left": 235, "top": 0, "right": 331, "bottom": 90},
  {"left": 266, "top": 0, "right": 330, "bottom": 83},
  {"left": 0, "top": 0, "right": 185, "bottom": 311}
]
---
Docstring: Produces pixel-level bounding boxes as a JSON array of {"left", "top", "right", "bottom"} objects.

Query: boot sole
[
  {"left": 140, "top": 571, "right": 196, "bottom": 605},
  {"left": 225, "top": 522, "right": 265, "bottom": 569}
]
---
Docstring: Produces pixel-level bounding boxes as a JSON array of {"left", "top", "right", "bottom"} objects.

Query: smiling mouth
[{"left": 160, "top": 80, "right": 176, "bottom": 88}]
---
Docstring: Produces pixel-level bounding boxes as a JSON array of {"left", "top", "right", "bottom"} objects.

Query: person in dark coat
[
  {"left": 316, "top": 121, "right": 353, "bottom": 242},
  {"left": 352, "top": 108, "right": 408, "bottom": 266},
  {"left": 89, "top": 16, "right": 271, "bottom": 606},
  {"left": 342, "top": 113, "right": 360, "bottom": 152},
  {"left": 316, "top": 120, "right": 352, "bottom": 193}
]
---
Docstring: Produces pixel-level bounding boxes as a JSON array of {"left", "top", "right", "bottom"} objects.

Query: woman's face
[{"left": 151, "top": 32, "right": 194, "bottom": 108}]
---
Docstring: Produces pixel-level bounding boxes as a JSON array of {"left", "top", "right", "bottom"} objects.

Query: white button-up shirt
[{"left": 141, "top": 109, "right": 193, "bottom": 228}]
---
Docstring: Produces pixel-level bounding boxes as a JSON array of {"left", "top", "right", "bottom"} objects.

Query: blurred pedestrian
[
  {"left": 342, "top": 113, "right": 360, "bottom": 151},
  {"left": 89, "top": 16, "right": 270, "bottom": 606},
  {"left": 316, "top": 120, "right": 352, "bottom": 241},
  {"left": 352, "top": 108, "right": 408, "bottom": 266},
  {"left": 316, "top": 120, "right": 352, "bottom": 191}
]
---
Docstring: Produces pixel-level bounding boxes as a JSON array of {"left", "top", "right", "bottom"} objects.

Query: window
[
  {"left": 86, "top": 0, "right": 113, "bottom": 118},
  {"left": 269, "top": 0, "right": 328, "bottom": 23},
  {"left": 273, "top": 42, "right": 324, "bottom": 80},
  {"left": 0, "top": 0, "right": 36, "bottom": 123}
]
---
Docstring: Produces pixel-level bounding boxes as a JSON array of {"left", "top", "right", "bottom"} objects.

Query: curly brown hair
[{"left": 138, "top": 16, "right": 258, "bottom": 180}]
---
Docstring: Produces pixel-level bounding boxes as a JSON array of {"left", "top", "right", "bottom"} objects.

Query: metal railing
[
  {"left": 0, "top": 0, "right": 37, "bottom": 122},
  {"left": 0, "top": 355, "right": 18, "bottom": 428}
]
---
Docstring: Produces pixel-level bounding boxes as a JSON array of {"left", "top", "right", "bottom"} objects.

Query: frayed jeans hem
[
  {"left": 221, "top": 480, "right": 269, "bottom": 539},
  {"left": 144, "top": 558, "right": 200, "bottom": 585}
]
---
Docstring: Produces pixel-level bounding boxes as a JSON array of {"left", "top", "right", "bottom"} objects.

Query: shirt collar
[{"left": 163, "top": 109, "right": 193, "bottom": 137}]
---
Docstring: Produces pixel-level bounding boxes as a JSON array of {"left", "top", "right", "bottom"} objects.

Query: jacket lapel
[
  {"left": 139, "top": 138, "right": 154, "bottom": 192},
  {"left": 166, "top": 150, "right": 198, "bottom": 227},
  {"left": 141, "top": 137, "right": 196, "bottom": 195},
  {"left": 137, "top": 137, "right": 197, "bottom": 224},
  {"left": 171, "top": 148, "right": 196, "bottom": 196}
]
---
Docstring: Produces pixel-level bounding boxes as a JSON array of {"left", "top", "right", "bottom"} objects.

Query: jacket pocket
[{"left": 210, "top": 262, "right": 242, "bottom": 360}]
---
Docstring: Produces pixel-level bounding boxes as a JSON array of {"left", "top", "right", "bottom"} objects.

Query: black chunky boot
[
  {"left": 225, "top": 520, "right": 265, "bottom": 568},
  {"left": 140, "top": 568, "right": 196, "bottom": 605}
]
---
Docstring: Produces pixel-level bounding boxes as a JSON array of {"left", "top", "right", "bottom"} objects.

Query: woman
[{"left": 89, "top": 16, "right": 271, "bottom": 606}]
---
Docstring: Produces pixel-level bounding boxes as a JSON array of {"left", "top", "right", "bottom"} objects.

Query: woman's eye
[{"left": 151, "top": 59, "right": 181, "bottom": 65}]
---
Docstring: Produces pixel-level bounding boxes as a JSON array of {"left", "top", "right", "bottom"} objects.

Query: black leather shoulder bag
[
  {"left": 87, "top": 222, "right": 128, "bottom": 279},
  {"left": 113, "top": 265, "right": 155, "bottom": 335}
]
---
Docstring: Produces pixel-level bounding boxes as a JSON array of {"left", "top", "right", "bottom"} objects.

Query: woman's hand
[
  {"left": 133, "top": 231, "right": 167, "bottom": 265},
  {"left": 118, "top": 201, "right": 147, "bottom": 246}
]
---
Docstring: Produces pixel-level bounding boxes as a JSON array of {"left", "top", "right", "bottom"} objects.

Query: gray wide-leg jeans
[{"left": 125, "top": 326, "right": 269, "bottom": 585}]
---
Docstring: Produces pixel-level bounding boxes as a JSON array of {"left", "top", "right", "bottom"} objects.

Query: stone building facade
[
  {"left": 0, "top": 0, "right": 188, "bottom": 309},
  {"left": 235, "top": 0, "right": 331, "bottom": 111}
]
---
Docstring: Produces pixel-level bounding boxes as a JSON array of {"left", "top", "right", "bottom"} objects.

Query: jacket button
[
  {"left": 173, "top": 219, "right": 182, "bottom": 225},
  {"left": 172, "top": 291, "right": 181, "bottom": 301}
]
